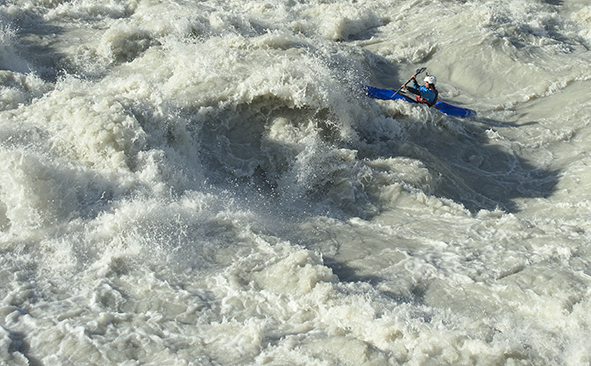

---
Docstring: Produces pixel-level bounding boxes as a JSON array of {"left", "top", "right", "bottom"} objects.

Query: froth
[{"left": 1, "top": 0, "right": 591, "bottom": 365}]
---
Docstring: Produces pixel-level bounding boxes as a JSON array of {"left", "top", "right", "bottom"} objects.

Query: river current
[{"left": 1, "top": 0, "right": 591, "bottom": 365}]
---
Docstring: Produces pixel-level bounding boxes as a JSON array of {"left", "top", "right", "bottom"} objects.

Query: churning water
[{"left": 1, "top": 0, "right": 591, "bottom": 364}]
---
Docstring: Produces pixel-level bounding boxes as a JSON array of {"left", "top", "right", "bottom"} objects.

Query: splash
[{"left": 1, "top": 0, "right": 591, "bottom": 365}]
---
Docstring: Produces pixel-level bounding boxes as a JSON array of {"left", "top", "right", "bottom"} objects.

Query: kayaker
[{"left": 401, "top": 74, "right": 438, "bottom": 106}]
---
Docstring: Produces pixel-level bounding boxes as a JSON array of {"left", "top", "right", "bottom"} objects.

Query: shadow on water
[
  {"left": 6, "top": 7, "right": 145, "bottom": 82},
  {"left": 9, "top": 16, "right": 66, "bottom": 82},
  {"left": 324, "top": 258, "right": 428, "bottom": 309},
  {"left": 540, "top": 0, "right": 563, "bottom": 5},
  {"left": 189, "top": 39, "right": 560, "bottom": 216},
  {"left": 7, "top": 329, "right": 42, "bottom": 366},
  {"left": 195, "top": 59, "right": 560, "bottom": 215}
]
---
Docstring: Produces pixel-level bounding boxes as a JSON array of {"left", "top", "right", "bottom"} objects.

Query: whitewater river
[{"left": 1, "top": 0, "right": 591, "bottom": 364}]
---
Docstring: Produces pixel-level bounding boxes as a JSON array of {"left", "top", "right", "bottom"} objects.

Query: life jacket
[{"left": 416, "top": 87, "right": 438, "bottom": 107}]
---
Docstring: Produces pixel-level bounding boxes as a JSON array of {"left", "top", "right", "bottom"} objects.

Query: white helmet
[{"left": 424, "top": 75, "right": 437, "bottom": 85}]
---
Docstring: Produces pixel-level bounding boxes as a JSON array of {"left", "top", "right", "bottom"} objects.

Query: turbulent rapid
[{"left": 1, "top": 0, "right": 591, "bottom": 365}]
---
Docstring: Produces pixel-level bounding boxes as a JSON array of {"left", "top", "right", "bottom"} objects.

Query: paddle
[{"left": 393, "top": 67, "right": 426, "bottom": 97}]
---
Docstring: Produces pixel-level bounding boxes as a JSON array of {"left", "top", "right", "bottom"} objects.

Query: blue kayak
[{"left": 363, "top": 85, "right": 476, "bottom": 118}]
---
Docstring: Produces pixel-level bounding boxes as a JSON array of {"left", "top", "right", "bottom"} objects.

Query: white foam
[{"left": 1, "top": 0, "right": 591, "bottom": 364}]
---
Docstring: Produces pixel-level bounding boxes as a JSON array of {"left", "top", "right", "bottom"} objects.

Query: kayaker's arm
[{"left": 402, "top": 75, "right": 420, "bottom": 89}]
